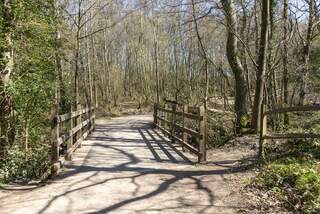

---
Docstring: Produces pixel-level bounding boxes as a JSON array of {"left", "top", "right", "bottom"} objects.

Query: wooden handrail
[
  {"left": 157, "top": 107, "right": 203, "bottom": 120},
  {"left": 264, "top": 105, "right": 320, "bottom": 116},
  {"left": 153, "top": 103, "right": 206, "bottom": 163},
  {"left": 263, "top": 133, "right": 320, "bottom": 140},
  {"left": 156, "top": 116, "right": 201, "bottom": 138},
  {"left": 154, "top": 123, "right": 199, "bottom": 155},
  {"left": 259, "top": 104, "right": 320, "bottom": 159},
  {"left": 52, "top": 106, "right": 96, "bottom": 174},
  {"left": 56, "top": 106, "right": 94, "bottom": 123}
]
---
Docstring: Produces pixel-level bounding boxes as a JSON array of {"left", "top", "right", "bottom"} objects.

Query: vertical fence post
[
  {"left": 182, "top": 105, "right": 188, "bottom": 152},
  {"left": 171, "top": 104, "right": 177, "bottom": 143},
  {"left": 51, "top": 82, "right": 60, "bottom": 175},
  {"left": 154, "top": 103, "right": 158, "bottom": 126},
  {"left": 90, "top": 106, "right": 95, "bottom": 132},
  {"left": 259, "top": 104, "right": 267, "bottom": 159},
  {"left": 55, "top": 119, "right": 60, "bottom": 162},
  {"left": 164, "top": 103, "right": 169, "bottom": 131},
  {"left": 198, "top": 106, "right": 206, "bottom": 163},
  {"left": 51, "top": 115, "right": 59, "bottom": 174},
  {"left": 87, "top": 104, "right": 91, "bottom": 133},
  {"left": 158, "top": 105, "right": 162, "bottom": 128},
  {"left": 77, "top": 104, "right": 82, "bottom": 147},
  {"left": 67, "top": 108, "right": 73, "bottom": 161}
]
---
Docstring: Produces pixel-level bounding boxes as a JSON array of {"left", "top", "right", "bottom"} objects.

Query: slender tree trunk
[
  {"left": 282, "top": 0, "right": 289, "bottom": 123},
  {"left": 75, "top": 30, "right": 80, "bottom": 109},
  {"left": 103, "top": 29, "right": 111, "bottom": 108},
  {"left": 298, "top": 0, "right": 314, "bottom": 106},
  {"left": 192, "top": 0, "right": 209, "bottom": 111},
  {"left": 252, "top": 0, "right": 270, "bottom": 132},
  {"left": 55, "top": 30, "right": 67, "bottom": 112},
  {"left": 153, "top": 19, "right": 160, "bottom": 104},
  {"left": 85, "top": 27, "right": 93, "bottom": 107}
]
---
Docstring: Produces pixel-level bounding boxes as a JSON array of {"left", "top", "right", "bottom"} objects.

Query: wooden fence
[
  {"left": 52, "top": 106, "right": 95, "bottom": 173},
  {"left": 260, "top": 104, "right": 320, "bottom": 156},
  {"left": 153, "top": 103, "right": 206, "bottom": 163}
]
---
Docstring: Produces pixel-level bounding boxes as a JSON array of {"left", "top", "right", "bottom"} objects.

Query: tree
[
  {"left": 221, "top": 0, "right": 248, "bottom": 133},
  {"left": 251, "top": 0, "right": 270, "bottom": 132}
]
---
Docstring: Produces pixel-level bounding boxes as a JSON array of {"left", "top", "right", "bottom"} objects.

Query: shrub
[
  {"left": 0, "top": 145, "right": 51, "bottom": 183},
  {"left": 252, "top": 159, "right": 320, "bottom": 213}
]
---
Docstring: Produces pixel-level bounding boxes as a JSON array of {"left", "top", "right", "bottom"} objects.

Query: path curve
[{"left": 0, "top": 114, "right": 244, "bottom": 214}]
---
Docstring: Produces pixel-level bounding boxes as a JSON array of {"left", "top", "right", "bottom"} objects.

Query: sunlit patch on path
[{"left": 0, "top": 114, "right": 245, "bottom": 214}]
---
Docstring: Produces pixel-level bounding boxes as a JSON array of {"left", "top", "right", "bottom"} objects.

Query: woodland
[{"left": 0, "top": 0, "right": 320, "bottom": 213}]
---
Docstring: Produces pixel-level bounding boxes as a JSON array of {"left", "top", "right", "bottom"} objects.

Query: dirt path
[{"left": 0, "top": 114, "right": 248, "bottom": 214}]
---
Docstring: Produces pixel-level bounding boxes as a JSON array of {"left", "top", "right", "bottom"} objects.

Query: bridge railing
[
  {"left": 153, "top": 103, "right": 206, "bottom": 163},
  {"left": 260, "top": 104, "right": 320, "bottom": 156},
  {"left": 51, "top": 106, "right": 95, "bottom": 173}
]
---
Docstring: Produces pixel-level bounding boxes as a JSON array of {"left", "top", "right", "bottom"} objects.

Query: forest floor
[{"left": 0, "top": 114, "right": 259, "bottom": 214}]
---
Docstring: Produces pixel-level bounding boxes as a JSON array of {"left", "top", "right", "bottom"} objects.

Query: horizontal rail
[
  {"left": 56, "top": 106, "right": 94, "bottom": 123},
  {"left": 52, "top": 106, "right": 96, "bottom": 175},
  {"left": 263, "top": 133, "right": 320, "bottom": 140},
  {"left": 264, "top": 105, "right": 320, "bottom": 116},
  {"left": 67, "top": 128, "right": 91, "bottom": 155},
  {"left": 58, "top": 115, "right": 95, "bottom": 145},
  {"left": 154, "top": 103, "right": 206, "bottom": 162},
  {"left": 259, "top": 104, "right": 320, "bottom": 159},
  {"left": 172, "top": 135, "right": 199, "bottom": 156},
  {"left": 174, "top": 123, "right": 201, "bottom": 138},
  {"left": 154, "top": 123, "right": 199, "bottom": 155},
  {"left": 58, "top": 132, "right": 71, "bottom": 146},
  {"left": 57, "top": 113, "right": 72, "bottom": 123},
  {"left": 207, "top": 108, "right": 234, "bottom": 115},
  {"left": 156, "top": 116, "right": 201, "bottom": 138},
  {"left": 157, "top": 107, "right": 202, "bottom": 120}
]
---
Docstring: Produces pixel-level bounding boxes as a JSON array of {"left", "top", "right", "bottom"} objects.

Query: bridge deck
[{"left": 0, "top": 114, "right": 243, "bottom": 214}]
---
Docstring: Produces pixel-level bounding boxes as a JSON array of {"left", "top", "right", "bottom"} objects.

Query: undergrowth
[
  {"left": 0, "top": 145, "right": 51, "bottom": 184},
  {"left": 250, "top": 139, "right": 320, "bottom": 214}
]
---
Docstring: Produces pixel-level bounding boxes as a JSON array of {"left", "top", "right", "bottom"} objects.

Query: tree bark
[
  {"left": 221, "top": 0, "right": 248, "bottom": 132},
  {"left": 251, "top": 0, "right": 270, "bottom": 132},
  {"left": 298, "top": 0, "right": 314, "bottom": 106},
  {"left": 282, "top": 0, "right": 289, "bottom": 123}
]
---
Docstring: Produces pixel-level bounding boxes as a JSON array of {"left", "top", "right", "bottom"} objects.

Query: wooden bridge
[
  {"left": 0, "top": 111, "right": 245, "bottom": 214},
  {"left": 1, "top": 103, "right": 320, "bottom": 213}
]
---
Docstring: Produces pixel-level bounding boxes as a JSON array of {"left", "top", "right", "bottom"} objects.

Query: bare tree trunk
[
  {"left": 55, "top": 29, "right": 67, "bottom": 112},
  {"left": 85, "top": 17, "right": 93, "bottom": 107},
  {"left": 192, "top": 0, "right": 209, "bottom": 109},
  {"left": 152, "top": 14, "right": 160, "bottom": 104},
  {"left": 282, "top": 0, "right": 289, "bottom": 123},
  {"left": 298, "top": 0, "right": 314, "bottom": 106},
  {"left": 90, "top": 36, "right": 98, "bottom": 108},
  {"left": 221, "top": 0, "right": 248, "bottom": 133},
  {"left": 75, "top": 9, "right": 81, "bottom": 110},
  {"left": 252, "top": 0, "right": 270, "bottom": 132},
  {"left": 103, "top": 29, "right": 111, "bottom": 109}
]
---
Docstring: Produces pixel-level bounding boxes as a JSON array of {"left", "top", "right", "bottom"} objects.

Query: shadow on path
[{"left": 33, "top": 116, "right": 248, "bottom": 213}]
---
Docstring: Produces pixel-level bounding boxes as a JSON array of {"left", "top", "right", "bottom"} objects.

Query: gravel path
[{"left": 0, "top": 114, "right": 246, "bottom": 214}]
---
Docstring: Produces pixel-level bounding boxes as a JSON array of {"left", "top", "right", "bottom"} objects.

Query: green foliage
[
  {"left": 252, "top": 159, "right": 320, "bottom": 213},
  {"left": 0, "top": 145, "right": 51, "bottom": 183},
  {"left": 0, "top": 2, "right": 13, "bottom": 71},
  {"left": 0, "top": 0, "right": 58, "bottom": 183}
]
